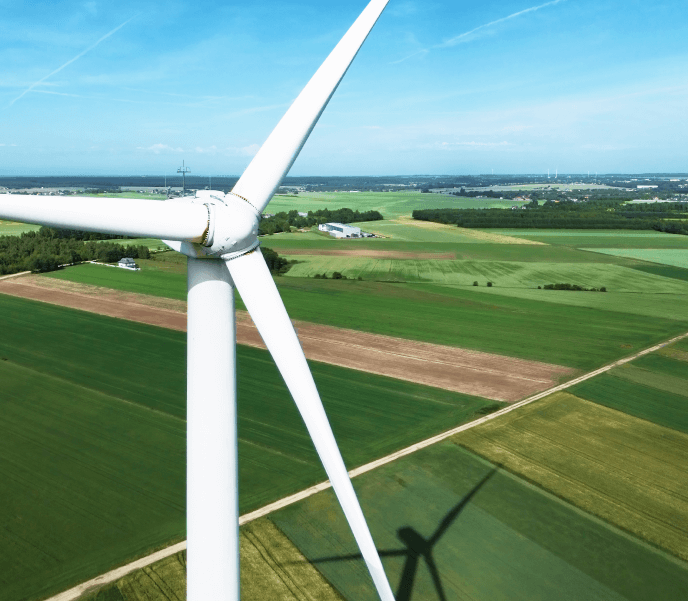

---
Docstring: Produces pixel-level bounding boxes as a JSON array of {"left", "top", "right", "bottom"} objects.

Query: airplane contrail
[
  {"left": 9, "top": 16, "right": 135, "bottom": 107},
  {"left": 391, "top": 0, "right": 566, "bottom": 63},
  {"left": 439, "top": 0, "right": 566, "bottom": 47}
]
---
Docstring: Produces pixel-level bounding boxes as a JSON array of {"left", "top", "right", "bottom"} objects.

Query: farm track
[
  {"left": 0, "top": 274, "right": 573, "bottom": 402},
  {"left": 44, "top": 328, "right": 688, "bottom": 601}
]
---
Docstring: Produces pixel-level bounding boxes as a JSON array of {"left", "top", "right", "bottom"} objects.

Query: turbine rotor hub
[{"left": 168, "top": 190, "right": 261, "bottom": 259}]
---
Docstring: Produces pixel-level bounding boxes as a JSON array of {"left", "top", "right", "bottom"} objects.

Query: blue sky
[{"left": 1, "top": 0, "right": 687, "bottom": 176}]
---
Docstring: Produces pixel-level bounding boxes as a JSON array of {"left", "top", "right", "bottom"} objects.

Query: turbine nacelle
[{"left": 164, "top": 190, "right": 260, "bottom": 260}]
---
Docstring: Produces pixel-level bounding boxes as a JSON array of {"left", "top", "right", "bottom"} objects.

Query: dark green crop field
[
  {"left": 633, "top": 353, "right": 688, "bottom": 379},
  {"left": 0, "top": 360, "right": 186, "bottom": 601},
  {"left": 456, "top": 393, "right": 688, "bottom": 562},
  {"left": 42, "top": 266, "right": 688, "bottom": 371},
  {"left": 570, "top": 373, "right": 688, "bottom": 434},
  {"left": 272, "top": 443, "right": 688, "bottom": 601},
  {"left": 0, "top": 294, "right": 498, "bottom": 601}
]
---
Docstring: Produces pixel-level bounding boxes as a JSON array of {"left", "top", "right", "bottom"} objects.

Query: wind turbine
[{"left": 0, "top": 1, "right": 394, "bottom": 600}]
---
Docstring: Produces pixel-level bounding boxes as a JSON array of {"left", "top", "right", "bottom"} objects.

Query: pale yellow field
[
  {"left": 394, "top": 215, "right": 546, "bottom": 245},
  {"left": 78, "top": 519, "right": 342, "bottom": 601}
]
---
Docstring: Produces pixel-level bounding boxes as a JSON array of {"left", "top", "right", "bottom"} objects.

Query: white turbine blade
[
  {"left": 225, "top": 249, "right": 395, "bottom": 601},
  {"left": 231, "top": 0, "right": 390, "bottom": 213},
  {"left": 0, "top": 194, "right": 209, "bottom": 241}
]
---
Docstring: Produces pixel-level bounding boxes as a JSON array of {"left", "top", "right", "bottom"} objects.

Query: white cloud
[
  {"left": 239, "top": 144, "right": 260, "bottom": 157},
  {"left": 436, "top": 141, "right": 512, "bottom": 149},
  {"left": 137, "top": 143, "right": 184, "bottom": 154}
]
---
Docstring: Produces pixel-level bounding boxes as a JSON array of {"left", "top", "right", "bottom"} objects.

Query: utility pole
[{"left": 178, "top": 161, "right": 191, "bottom": 194}]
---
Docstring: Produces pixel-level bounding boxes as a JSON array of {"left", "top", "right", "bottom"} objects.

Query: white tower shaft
[{"left": 186, "top": 257, "right": 239, "bottom": 600}]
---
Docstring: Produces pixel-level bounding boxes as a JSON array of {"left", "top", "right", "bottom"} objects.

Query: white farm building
[
  {"left": 318, "top": 222, "right": 361, "bottom": 238},
  {"left": 118, "top": 257, "right": 140, "bottom": 271}
]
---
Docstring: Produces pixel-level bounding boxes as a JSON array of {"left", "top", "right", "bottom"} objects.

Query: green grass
[
  {"left": 611, "top": 363, "right": 688, "bottom": 399},
  {"left": 628, "top": 263, "right": 688, "bottom": 282},
  {"left": 45, "top": 263, "right": 187, "bottom": 300},
  {"left": 265, "top": 191, "right": 526, "bottom": 219},
  {"left": 456, "top": 393, "right": 688, "bottom": 561},
  {"left": 483, "top": 229, "right": 688, "bottom": 248},
  {"left": 0, "top": 294, "right": 499, "bottom": 601},
  {"left": 632, "top": 353, "right": 688, "bottom": 379},
  {"left": 0, "top": 360, "right": 187, "bottom": 601},
  {"left": 271, "top": 442, "right": 688, "bottom": 601},
  {"left": 283, "top": 256, "right": 688, "bottom": 293},
  {"left": 0, "top": 221, "right": 41, "bottom": 236},
  {"left": 465, "top": 284, "right": 688, "bottom": 320},
  {"left": 570, "top": 373, "right": 688, "bottom": 434},
  {"left": 581, "top": 248, "right": 688, "bottom": 268},
  {"left": 40, "top": 266, "right": 688, "bottom": 370}
]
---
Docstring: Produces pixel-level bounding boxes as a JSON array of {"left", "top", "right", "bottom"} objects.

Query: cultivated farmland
[
  {"left": 36, "top": 263, "right": 688, "bottom": 370},
  {"left": 271, "top": 443, "right": 688, "bottom": 601},
  {"left": 455, "top": 393, "right": 688, "bottom": 561},
  {"left": 265, "top": 191, "right": 527, "bottom": 219},
  {"left": 0, "top": 294, "right": 498, "bottom": 601}
]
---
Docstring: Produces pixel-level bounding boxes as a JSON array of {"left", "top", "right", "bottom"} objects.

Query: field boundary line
[
  {"left": 0, "top": 270, "right": 30, "bottom": 280},
  {"left": 43, "top": 330, "right": 688, "bottom": 601}
]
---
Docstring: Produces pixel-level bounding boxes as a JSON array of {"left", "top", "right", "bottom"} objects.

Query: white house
[
  {"left": 318, "top": 222, "right": 361, "bottom": 238},
  {"left": 118, "top": 257, "right": 140, "bottom": 271}
]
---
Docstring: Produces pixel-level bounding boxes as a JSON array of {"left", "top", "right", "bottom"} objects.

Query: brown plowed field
[
  {"left": 0, "top": 275, "right": 574, "bottom": 402},
  {"left": 280, "top": 249, "right": 456, "bottom": 259}
]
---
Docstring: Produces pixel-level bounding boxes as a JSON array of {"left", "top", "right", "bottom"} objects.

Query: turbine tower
[{"left": 0, "top": 1, "right": 394, "bottom": 599}]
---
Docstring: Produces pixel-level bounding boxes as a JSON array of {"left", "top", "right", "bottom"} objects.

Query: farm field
[
  {"left": 570, "top": 373, "right": 688, "bottom": 433},
  {"left": 265, "top": 191, "right": 526, "bottom": 219},
  {"left": 582, "top": 248, "right": 688, "bottom": 268},
  {"left": 0, "top": 294, "right": 499, "bottom": 601},
  {"left": 40, "top": 264, "right": 688, "bottom": 371},
  {"left": 456, "top": 393, "right": 688, "bottom": 561},
  {"left": 263, "top": 235, "right": 631, "bottom": 262},
  {"left": 271, "top": 443, "right": 688, "bottom": 601},
  {"left": 482, "top": 229, "right": 688, "bottom": 248},
  {"left": 80, "top": 519, "right": 341, "bottom": 601},
  {"left": 282, "top": 255, "right": 688, "bottom": 293},
  {"left": 0, "top": 220, "right": 41, "bottom": 236}
]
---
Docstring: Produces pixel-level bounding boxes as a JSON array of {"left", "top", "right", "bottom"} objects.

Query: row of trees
[
  {"left": 260, "top": 208, "right": 383, "bottom": 235},
  {"left": 412, "top": 200, "right": 688, "bottom": 234},
  {"left": 0, "top": 230, "right": 150, "bottom": 275}
]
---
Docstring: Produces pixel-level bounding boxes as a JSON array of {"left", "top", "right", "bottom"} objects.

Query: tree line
[
  {"left": 260, "top": 207, "right": 383, "bottom": 235},
  {"left": 0, "top": 228, "right": 150, "bottom": 275},
  {"left": 412, "top": 198, "right": 688, "bottom": 235}
]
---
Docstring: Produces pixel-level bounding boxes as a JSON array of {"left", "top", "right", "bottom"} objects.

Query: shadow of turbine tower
[{"left": 308, "top": 467, "right": 498, "bottom": 601}]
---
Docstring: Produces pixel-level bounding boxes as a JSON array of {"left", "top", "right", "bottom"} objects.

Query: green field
[
  {"left": 570, "top": 373, "right": 688, "bottom": 434},
  {"left": 282, "top": 255, "right": 688, "bottom": 293},
  {"left": 46, "top": 262, "right": 187, "bottom": 300},
  {"left": 482, "top": 229, "right": 688, "bottom": 248},
  {"left": 41, "top": 263, "right": 688, "bottom": 371},
  {"left": 581, "top": 248, "right": 688, "bottom": 268},
  {"left": 0, "top": 294, "right": 498, "bottom": 601},
  {"left": 265, "top": 191, "right": 526, "bottom": 219},
  {"left": 456, "top": 393, "right": 688, "bottom": 561},
  {"left": 0, "top": 220, "right": 41, "bottom": 236},
  {"left": 271, "top": 442, "right": 688, "bottom": 601}
]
